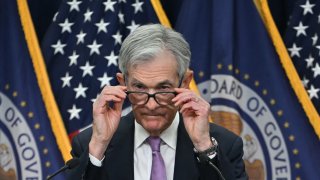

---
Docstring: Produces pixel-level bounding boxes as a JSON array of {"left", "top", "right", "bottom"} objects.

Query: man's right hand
[{"left": 89, "top": 85, "right": 127, "bottom": 160}]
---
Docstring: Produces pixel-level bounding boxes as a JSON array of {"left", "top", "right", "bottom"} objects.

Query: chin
[{"left": 141, "top": 116, "right": 167, "bottom": 134}]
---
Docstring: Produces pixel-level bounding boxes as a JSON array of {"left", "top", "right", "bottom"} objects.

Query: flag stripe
[
  {"left": 17, "top": 0, "right": 72, "bottom": 161},
  {"left": 258, "top": 0, "right": 320, "bottom": 138}
]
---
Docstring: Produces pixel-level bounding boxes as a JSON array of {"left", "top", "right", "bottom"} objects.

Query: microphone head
[{"left": 65, "top": 158, "right": 80, "bottom": 169}]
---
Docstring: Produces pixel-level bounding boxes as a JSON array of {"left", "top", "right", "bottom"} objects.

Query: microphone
[
  {"left": 46, "top": 158, "right": 80, "bottom": 180},
  {"left": 208, "top": 161, "right": 225, "bottom": 180}
]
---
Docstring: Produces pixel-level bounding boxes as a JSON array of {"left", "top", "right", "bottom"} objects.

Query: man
[{"left": 67, "top": 24, "right": 248, "bottom": 180}]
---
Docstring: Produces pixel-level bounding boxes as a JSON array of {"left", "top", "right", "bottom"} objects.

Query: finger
[
  {"left": 94, "top": 94, "right": 124, "bottom": 114},
  {"left": 179, "top": 101, "right": 201, "bottom": 114},
  {"left": 101, "top": 85, "right": 127, "bottom": 91},
  {"left": 101, "top": 86, "right": 127, "bottom": 99},
  {"left": 114, "top": 99, "right": 125, "bottom": 112},
  {"left": 172, "top": 88, "right": 197, "bottom": 98},
  {"left": 172, "top": 88, "right": 191, "bottom": 101},
  {"left": 173, "top": 93, "right": 200, "bottom": 107},
  {"left": 96, "top": 86, "right": 127, "bottom": 106},
  {"left": 96, "top": 93, "right": 123, "bottom": 105},
  {"left": 181, "top": 100, "right": 210, "bottom": 115}
]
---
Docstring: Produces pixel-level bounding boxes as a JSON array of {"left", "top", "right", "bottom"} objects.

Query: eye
[
  {"left": 133, "top": 83, "right": 146, "bottom": 90},
  {"left": 159, "top": 85, "right": 171, "bottom": 90}
]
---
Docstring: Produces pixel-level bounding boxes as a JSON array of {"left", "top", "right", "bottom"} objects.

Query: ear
[
  {"left": 116, "top": 73, "right": 125, "bottom": 85},
  {"left": 180, "top": 70, "right": 193, "bottom": 89}
]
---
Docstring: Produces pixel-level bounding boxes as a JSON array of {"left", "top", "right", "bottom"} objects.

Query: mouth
[
  {"left": 142, "top": 113, "right": 163, "bottom": 117},
  {"left": 141, "top": 112, "right": 165, "bottom": 119}
]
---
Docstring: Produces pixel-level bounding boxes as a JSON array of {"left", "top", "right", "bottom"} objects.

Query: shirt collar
[{"left": 134, "top": 113, "right": 179, "bottom": 150}]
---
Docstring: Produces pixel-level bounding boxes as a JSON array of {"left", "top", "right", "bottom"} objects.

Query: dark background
[{"left": 28, "top": 0, "right": 296, "bottom": 43}]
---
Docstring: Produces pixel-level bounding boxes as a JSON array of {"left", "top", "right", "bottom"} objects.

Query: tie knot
[{"left": 147, "top": 136, "right": 161, "bottom": 152}]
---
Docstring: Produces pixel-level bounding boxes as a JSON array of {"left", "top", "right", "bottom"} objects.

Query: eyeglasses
[{"left": 126, "top": 91, "right": 177, "bottom": 105}]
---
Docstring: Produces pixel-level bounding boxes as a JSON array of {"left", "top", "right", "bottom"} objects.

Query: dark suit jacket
[{"left": 67, "top": 112, "right": 248, "bottom": 180}]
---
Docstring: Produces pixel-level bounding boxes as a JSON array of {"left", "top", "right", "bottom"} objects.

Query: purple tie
[{"left": 147, "top": 136, "right": 167, "bottom": 180}]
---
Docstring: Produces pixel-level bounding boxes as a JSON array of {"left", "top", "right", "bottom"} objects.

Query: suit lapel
[
  {"left": 173, "top": 117, "right": 199, "bottom": 180},
  {"left": 104, "top": 112, "right": 135, "bottom": 180}
]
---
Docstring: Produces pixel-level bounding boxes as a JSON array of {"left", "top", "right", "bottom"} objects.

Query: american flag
[
  {"left": 41, "top": 0, "right": 160, "bottom": 137},
  {"left": 285, "top": 0, "right": 320, "bottom": 115}
]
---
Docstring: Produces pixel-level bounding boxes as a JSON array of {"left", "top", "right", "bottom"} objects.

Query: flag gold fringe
[
  {"left": 150, "top": 0, "right": 171, "bottom": 28},
  {"left": 17, "top": 0, "right": 72, "bottom": 160},
  {"left": 256, "top": 0, "right": 320, "bottom": 138}
]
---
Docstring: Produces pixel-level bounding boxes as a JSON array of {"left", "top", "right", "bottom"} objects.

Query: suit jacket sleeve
[
  {"left": 65, "top": 128, "right": 107, "bottom": 180},
  {"left": 197, "top": 124, "right": 248, "bottom": 180},
  {"left": 227, "top": 136, "right": 248, "bottom": 179}
]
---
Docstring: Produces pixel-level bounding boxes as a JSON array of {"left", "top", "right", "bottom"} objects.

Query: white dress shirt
[
  {"left": 134, "top": 113, "right": 179, "bottom": 180},
  {"left": 89, "top": 113, "right": 179, "bottom": 180}
]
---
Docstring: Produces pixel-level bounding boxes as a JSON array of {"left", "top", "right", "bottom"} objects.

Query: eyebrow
[{"left": 130, "top": 78, "right": 176, "bottom": 87}]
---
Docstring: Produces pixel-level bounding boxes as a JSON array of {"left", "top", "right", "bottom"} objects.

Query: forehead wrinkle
[
  {"left": 129, "top": 78, "right": 176, "bottom": 87},
  {"left": 127, "top": 68, "right": 177, "bottom": 83}
]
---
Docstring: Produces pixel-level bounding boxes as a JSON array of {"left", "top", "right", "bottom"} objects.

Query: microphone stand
[
  {"left": 208, "top": 161, "right": 226, "bottom": 180},
  {"left": 46, "top": 158, "right": 80, "bottom": 180}
]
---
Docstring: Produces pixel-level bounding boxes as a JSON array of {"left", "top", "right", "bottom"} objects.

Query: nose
[{"left": 145, "top": 96, "right": 159, "bottom": 110}]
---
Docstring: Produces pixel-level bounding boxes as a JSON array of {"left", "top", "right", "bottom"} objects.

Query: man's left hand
[{"left": 172, "top": 88, "right": 212, "bottom": 151}]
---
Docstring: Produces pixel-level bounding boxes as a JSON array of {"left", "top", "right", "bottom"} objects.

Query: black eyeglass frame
[
  {"left": 125, "top": 91, "right": 178, "bottom": 105},
  {"left": 124, "top": 76, "right": 184, "bottom": 105}
]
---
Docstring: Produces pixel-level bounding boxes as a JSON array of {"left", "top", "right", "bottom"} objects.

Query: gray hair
[{"left": 118, "top": 24, "right": 191, "bottom": 79}]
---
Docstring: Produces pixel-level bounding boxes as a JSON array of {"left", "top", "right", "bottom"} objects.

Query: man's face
[{"left": 125, "top": 51, "right": 181, "bottom": 136}]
